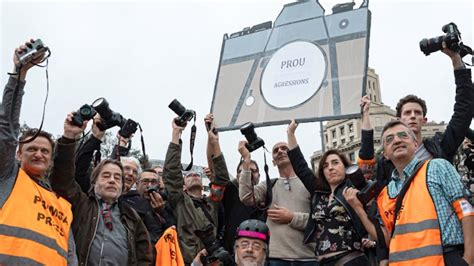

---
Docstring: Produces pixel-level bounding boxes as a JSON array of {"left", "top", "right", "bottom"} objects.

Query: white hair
[{"left": 120, "top": 156, "right": 142, "bottom": 173}]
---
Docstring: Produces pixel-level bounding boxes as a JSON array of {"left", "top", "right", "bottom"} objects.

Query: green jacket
[{"left": 163, "top": 142, "right": 230, "bottom": 264}]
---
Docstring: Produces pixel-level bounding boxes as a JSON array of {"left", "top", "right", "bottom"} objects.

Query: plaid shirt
[{"left": 388, "top": 158, "right": 465, "bottom": 246}]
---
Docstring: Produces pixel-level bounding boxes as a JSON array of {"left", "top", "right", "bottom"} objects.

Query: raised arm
[
  {"left": 286, "top": 120, "right": 316, "bottom": 193},
  {"left": 163, "top": 119, "right": 186, "bottom": 208},
  {"left": 74, "top": 116, "right": 105, "bottom": 192},
  {"left": 237, "top": 140, "right": 267, "bottom": 206},
  {"left": 50, "top": 112, "right": 89, "bottom": 207},
  {"left": 0, "top": 40, "right": 44, "bottom": 181},
  {"left": 439, "top": 46, "right": 473, "bottom": 162},
  {"left": 204, "top": 114, "right": 230, "bottom": 202}
]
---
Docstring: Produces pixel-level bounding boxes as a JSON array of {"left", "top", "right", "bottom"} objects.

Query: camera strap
[
  {"left": 182, "top": 116, "right": 196, "bottom": 171},
  {"left": 137, "top": 123, "right": 150, "bottom": 168},
  {"left": 263, "top": 147, "right": 273, "bottom": 209},
  {"left": 391, "top": 160, "right": 427, "bottom": 236},
  {"left": 8, "top": 51, "right": 51, "bottom": 144}
]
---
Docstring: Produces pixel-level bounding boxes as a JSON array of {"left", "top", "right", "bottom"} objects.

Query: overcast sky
[{"left": 1, "top": 0, "right": 473, "bottom": 178}]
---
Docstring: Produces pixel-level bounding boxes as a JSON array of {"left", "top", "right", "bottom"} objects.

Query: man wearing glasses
[
  {"left": 122, "top": 168, "right": 175, "bottom": 245},
  {"left": 239, "top": 141, "right": 316, "bottom": 265},
  {"left": 234, "top": 219, "right": 270, "bottom": 266},
  {"left": 375, "top": 120, "right": 474, "bottom": 266}
]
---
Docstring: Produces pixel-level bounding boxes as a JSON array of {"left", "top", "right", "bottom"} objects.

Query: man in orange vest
[
  {"left": 0, "top": 40, "right": 77, "bottom": 265},
  {"left": 375, "top": 120, "right": 473, "bottom": 265}
]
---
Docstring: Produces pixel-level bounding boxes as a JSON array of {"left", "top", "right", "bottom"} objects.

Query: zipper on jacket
[{"left": 85, "top": 199, "right": 100, "bottom": 265}]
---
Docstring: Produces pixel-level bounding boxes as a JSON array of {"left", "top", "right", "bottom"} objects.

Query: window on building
[
  {"left": 332, "top": 129, "right": 336, "bottom": 138},
  {"left": 340, "top": 126, "right": 345, "bottom": 135},
  {"left": 350, "top": 136, "right": 354, "bottom": 142},
  {"left": 374, "top": 94, "right": 377, "bottom": 102},
  {"left": 348, "top": 123, "right": 354, "bottom": 133},
  {"left": 333, "top": 142, "right": 337, "bottom": 148},
  {"left": 349, "top": 152, "right": 355, "bottom": 162},
  {"left": 325, "top": 134, "right": 328, "bottom": 143},
  {"left": 341, "top": 139, "right": 346, "bottom": 145}
]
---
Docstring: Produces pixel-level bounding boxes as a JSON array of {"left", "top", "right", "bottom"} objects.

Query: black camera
[
  {"left": 240, "top": 122, "right": 265, "bottom": 152},
  {"left": 72, "top": 104, "right": 97, "bottom": 127},
  {"left": 118, "top": 119, "right": 138, "bottom": 139},
  {"left": 168, "top": 99, "right": 195, "bottom": 127},
  {"left": 72, "top": 97, "right": 138, "bottom": 138},
  {"left": 420, "top": 22, "right": 472, "bottom": 57},
  {"left": 92, "top": 98, "right": 125, "bottom": 131},
  {"left": 16, "top": 39, "right": 48, "bottom": 66},
  {"left": 346, "top": 164, "right": 380, "bottom": 205},
  {"left": 146, "top": 186, "right": 168, "bottom": 201}
]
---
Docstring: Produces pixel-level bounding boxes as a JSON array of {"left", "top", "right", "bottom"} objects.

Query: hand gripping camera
[
  {"left": 345, "top": 164, "right": 380, "bottom": 205},
  {"left": 72, "top": 104, "right": 97, "bottom": 127},
  {"left": 168, "top": 99, "right": 195, "bottom": 127},
  {"left": 146, "top": 186, "right": 168, "bottom": 201},
  {"left": 92, "top": 98, "right": 138, "bottom": 138},
  {"left": 240, "top": 122, "right": 265, "bottom": 152},
  {"left": 16, "top": 39, "right": 48, "bottom": 66},
  {"left": 420, "top": 22, "right": 473, "bottom": 57}
]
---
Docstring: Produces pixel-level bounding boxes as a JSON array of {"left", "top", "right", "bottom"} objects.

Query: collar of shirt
[
  {"left": 390, "top": 157, "right": 421, "bottom": 184},
  {"left": 95, "top": 195, "right": 118, "bottom": 209}
]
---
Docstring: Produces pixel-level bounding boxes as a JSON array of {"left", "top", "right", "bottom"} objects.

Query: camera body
[
  {"left": 146, "top": 186, "right": 168, "bottom": 201},
  {"left": 16, "top": 39, "right": 48, "bottom": 66},
  {"left": 72, "top": 104, "right": 97, "bottom": 127},
  {"left": 72, "top": 98, "right": 138, "bottom": 138},
  {"left": 419, "top": 22, "right": 470, "bottom": 56},
  {"left": 240, "top": 122, "right": 265, "bottom": 152},
  {"left": 92, "top": 98, "right": 126, "bottom": 131},
  {"left": 119, "top": 119, "right": 138, "bottom": 139},
  {"left": 168, "top": 99, "right": 195, "bottom": 127},
  {"left": 346, "top": 164, "right": 380, "bottom": 205}
]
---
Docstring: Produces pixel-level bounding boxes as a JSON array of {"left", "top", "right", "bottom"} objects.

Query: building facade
[{"left": 310, "top": 68, "right": 447, "bottom": 171}]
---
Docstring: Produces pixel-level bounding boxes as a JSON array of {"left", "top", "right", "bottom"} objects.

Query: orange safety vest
[
  {"left": 377, "top": 161, "right": 444, "bottom": 266},
  {"left": 0, "top": 168, "right": 73, "bottom": 265},
  {"left": 155, "top": 226, "right": 185, "bottom": 266}
]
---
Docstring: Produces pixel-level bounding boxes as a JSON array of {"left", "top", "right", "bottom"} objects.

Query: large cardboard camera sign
[{"left": 211, "top": 0, "right": 371, "bottom": 131}]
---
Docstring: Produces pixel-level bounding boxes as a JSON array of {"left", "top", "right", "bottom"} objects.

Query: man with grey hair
[{"left": 120, "top": 156, "right": 141, "bottom": 194}]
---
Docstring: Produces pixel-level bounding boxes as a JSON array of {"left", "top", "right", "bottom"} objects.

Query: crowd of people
[{"left": 0, "top": 38, "right": 473, "bottom": 266}]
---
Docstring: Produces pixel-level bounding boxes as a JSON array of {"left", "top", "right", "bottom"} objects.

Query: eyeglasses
[
  {"left": 235, "top": 241, "right": 265, "bottom": 251},
  {"left": 140, "top": 179, "right": 158, "bottom": 185},
  {"left": 384, "top": 131, "right": 410, "bottom": 145},
  {"left": 283, "top": 179, "right": 291, "bottom": 191}
]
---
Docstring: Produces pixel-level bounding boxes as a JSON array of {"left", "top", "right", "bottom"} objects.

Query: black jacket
[
  {"left": 288, "top": 146, "right": 367, "bottom": 245},
  {"left": 221, "top": 179, "right": 265, "bottom": 252},
  {"left": 121, "top": 190, "right": 176, "bottom": 244}
]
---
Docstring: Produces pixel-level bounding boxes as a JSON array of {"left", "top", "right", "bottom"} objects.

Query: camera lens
[
  {"left": 168, "top": 99, "right": 186, "bottom": 116},
  {"left": 346, "top": 164, "right": 367, "bottom": 191},
  {"left": 92, "top": 98, "right": 113, "bottom": 120},
  {"left": 80, "top": 106, "right": 93, "bottom": 116}
]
